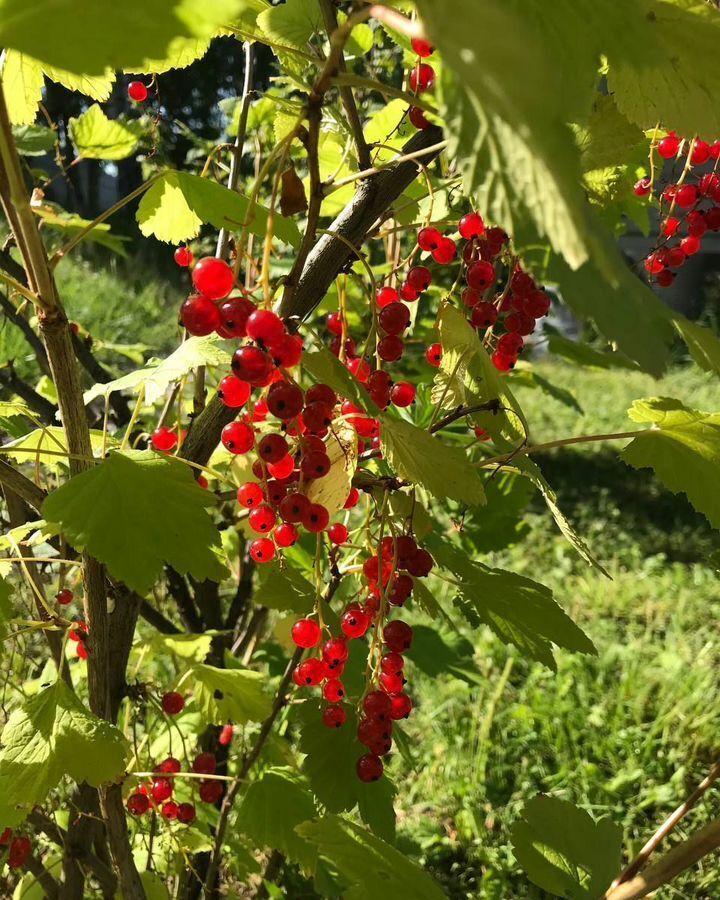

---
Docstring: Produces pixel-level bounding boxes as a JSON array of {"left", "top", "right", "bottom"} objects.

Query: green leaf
[
  {"left": 153, "top": 632, "right": 214, "bottom": 662},
  {"left": 254, "top": 562, "right": 315, "bottom": 615},
  {"left": 457, "top": 471, "right": 532, "bottom": 554},
  {"left": 0, "top": 681, "right": 129, "bottom": 827},
  {"left": 296, "top": 701, "right": 395, "bottom": 831},
  {"left": 236, "top": 767, "right": 318, "bottom": 873},
  {"left": 547, "top": 251, "right": 673, "bottom": 377},
  {"left": 191, "top": 663, "right": 272, "bottom": 725},
  {"left": 34, "top": 203, "right": 130, "bottom": 256},
  {"left": 607, "top": 2, "right": 720, "bottom": 136},
  {"left": 302, "top": 346, "right": 378, "bottom": 414},
  {"left": 137, "top": 170, "right": 300, "bottom": 246},
  {"left": 671, "top": 315, "right": 720, "bottom": 378},
  {"left": 42, "top": 450, "right": 227, "bottom": 595},
  {"left": 546, "top": 332, "right": 639, "bottom": 372},
  {"left": 68, "top": 104, "right": 144, "bottom": 160},
  {"left": 511, "top": 795, "right": 622, "bottom": 900},
  {"left": 256, "top": 0, "right": 322, "bottom": 51},
  {"left": 12, "top": 124, "right": 55, "bottom": 156},
  {"left": 0, "top": 577, "right": 14, "bottom": 645},
  {"left": 83, "top": 334, "right": 231, "bottom": 405},
  {"left": 621, "top": 397, "right": 720, "bottom": 529},
  {"left": 0, "top": 0, "right": 247, "bottom": 75},
  {"left": 1, "top": 51, "right": 44, "bottom": 125},
  {"left": 4, "top": 426, "right": 113, "bottom": 464},
  {"left": 516, "top": 458, "right": 609, "bottom": 576},
  {"left": 380, "top": 414, "right": 485, "bottom": 506},
  {"left": 407, "top": 625, "right": 482, "bottom": 686},
  {"left": 575, "top": 94, "right": 646, "bottom": 172},
  {"left": 510, "top": 369, "right": 582, "bottom": 414},
  {"left": 430, "top": 539, "right": 596, "bottom": 670},
  {"left": 356, "top": 776, "right": 397, "bottom": 845},
  {"left": 297, "top": 815, "right": 445, "bottom": 900}
]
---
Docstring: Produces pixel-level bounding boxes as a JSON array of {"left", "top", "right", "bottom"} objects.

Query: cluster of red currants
[
  {"left": 0, "top": 828, "right": 31, "bottom": 869},
  {"left": 637, "top": 133, "right": 720, "bottom": 287},
  {"left": 291, "top": 533, "right": 432, "bottom": 781},
  {"left": 69, "top": 618, "right": 89, "bottom": 660},
  {"left": 407, "top": 36, "right": 436, "bottom": 131},
  {"left": 126, "top": 692, "right": 233, "bottom": 823}
]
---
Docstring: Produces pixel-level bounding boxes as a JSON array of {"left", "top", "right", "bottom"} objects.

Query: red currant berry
[
  {"left": 127, "top": 81, "right": 149, "bottom": 102},
  {"left": 292, "top": 618, "right": 322, "bottom": 649},
  {"left": 274, "top": 522, "right": 299, "bottom": 547},
  {"left": 418, "top": 226, "right": 443, "bottom": 252},
  {"left": 492, "top": 351, "right": 516, "bottom": 372},
  {"left": 218, "top": 375, "right": 251, "bottom": 409},
  {"left": 380, "top": 672, "right": 405, "bottom": 693},
  {"left": 174, "top": 246, "right": 194, "bottom": 267},
  {"left": 462, "top": 287, "right": 481, "bottom": 307},
  {"left": 176, "top": 803, "right": 197, "bottom": 825},
  {"left": 193, "top": 752, "right": 217, "bottom": 775},
  {"left": 192, "top": 257, "right": 234, "bottom": 300},
  {"left": 425, "top": 342, "right": 442, "bottom": 367},
  {"left": 657, "top": 132, "right": 681, "bottom": 159},
  {"left": 232, "top": 346, "right": 274, "bottom": 385},
  {"left": 303, "top": 401, "right": 334, "bottom": 432},
  {"left": 328, "top": 523, "right": 349, "bottom": 545},
  {"left": 399, "top": 283, "right": 419, "bottom": 302},
  {"left": 690, "top": 139, "right": 711, "bottom": 165},
  {"left": 681, "top": 234, "right": 701, "bottom": 255},
  {"left": 151, "top": 426, "right": 177, "bottom": 453},
  {"left": 379, "top": 302, "right": 410, "bottom": 335},
  {"left": 161, "top": 692, "right": 185, "bottom": 715},
  {"left": 432, "top": 237, "right": 457, "bottom": 265},
  {"left": 221, "top": 420, "right": 254, "bottom": 454},
  {"left": 127, "top": 793, "right": 150, "bottom": 816},
  {"left": 217, "top": 296, "right": 256, "bottom": 339},
  {"left": 356, "top": 753, "right": 384, "bottom": 782},
  {"left": 381, "top": 652, "right": 405, "bottom": 677},
  {"left": 327, "top": 311, "right": 343, "bottom": 335},
  {"left": 526, "top": 290, "right": 551, "bottom": 318},
  {"left": 323, "top": 705, "right": 347, "bottom": 728},
  {"left": 301, "top": 451, "right": 331, "bottom": 479},
  {"left": 267, "top": 381, "right": 304, "bottom": 420},
  {"left": 257, "top": 433, "right": 288, "bottom": 464},
  {"left": 156, "top": 756, "right": 181, "bottom": 774},
  {"left": 303, "top": 503, "right": 330, "bottom": 533},
  {"left": 687, "top": 210, "right": 708, "bottom": 237},
  {"left": 505, "top": 312, "right": 535, "bottom": 336},
  {"left": 250, "top": 537, "right": 276, "bottom": 563},
  {"left": 633, "top": 177, "right": 652, "bottom": 197},
  {"left": 389, "top": 692, "right": 413, "bottom": 719},
  {"left": 656, "top": 269, "right": 675, "bottom": 287},
  {"left": 466, "top": 260, "right": 496, "bottom": 291},
  {"left": 279, "top": 491, "right": 310, "bottom": 523},
  {"left": 498, "top": 333, "right": 524, "bottom": 356},
  {"left": 306, "top": 383, "right": 337, "bottom": 407},
  {"left": 249, "top": 504, "right": 276, "bottom": 534},
  {"left": 408, "top": 105, "right": 430, "bottom": 129},
  {"left": 384, "top": 620, "right": 413, "bottom": 652},
  {"left": 411, "top": 37, "right": 434, "bottom": 57},
  {"left": 219, "top": 723, "right": 234, "bottom": 746},
  {"left": 377, "top": 335, "right": 404, "bottom": 362},
  {"left": 151, "top": 777, "right": 173, "bottom": 804},
  {"left": 341, "top": 608, "right": 370, "bottom": 639},
  {"left": 181, "top": 295, "right": 221, "bottom": 336},
  {"left": 471, "top": 301, "right": 498, "bottom": 329},
  {"left": 199, "top": 780, "right": 224, "bottom": 804},
  {"left": 267, "top": 454, "right": 295, "bottom": 480},
  {"left": 344, "top": 487, "right": 360, "bottom": 509},
  {"left": 675, "top": 184, "right": 698, "bottom": 209},
  {"left": 246, "top": 309, "right": 286, "bottom": 346},
  {"left": 363, "top": 690, "right": 392, "bottom": 721},
  {"left": 459, "top": 212, "right": 486, "bottom": 240},
  {"left": 409, "top": 63, "right": 435, "bottom": 93},
  {"left": 56, "top": 588, "right": 73, "bottom": 606},
  {"left": 0, "top": 829, "right": 12, "bottom": 846},
  {"left": 376, "top": 286, "right": 399, "bottom": 308},
  {"left": 161, "top": 800, "right": 179, "bottom": 820},
  {"left": 706, "top": 207, "right": 720, "bottom": 230},
  {"left": 322, "top": 640, "right": 348, "bottom": 670},
  {"left": 237, "top": 482, "right": 264, "bottom": 509},
  {"left": 323, "top": 678, "right": 345, "bottom": 703},
  {"left": 293, "top": 658, "right": 325, "bottom": 686},
  {"left": 407, "top": 265, "right": 432, "bottom": 292},
  {"left": 389, "top": 381, "right": 416, "bottom": 407},
  {"left": 272, "top": 333, "right": 304, "bottom": 368},
  {"left": 666, "top": 246, "right": 686, "bottom": 268}
]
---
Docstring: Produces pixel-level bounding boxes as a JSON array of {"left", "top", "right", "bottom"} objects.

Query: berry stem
[{"left": 478, "top": 429, "right": 649, "bottom": 468}]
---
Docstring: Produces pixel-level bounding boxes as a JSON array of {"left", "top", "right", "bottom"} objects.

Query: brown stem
[
  {"left": 605, "top": 818, "right": 720, "bottom": 900},
  {"left": 200, "top": 646, "right": 304, "bottom": 897},
  {"left": 319, "top": 0, "right": 371, "bottom": 169},
  {"left": 429, "top": 401, "right": 502, "bottom": 434},
  {"left": 479, "top": 429, "right": 647, "bottom": 468},
  {"left": 0, "top": 362, "right": 58, "bottom": 424},
  {"left": 0, "top": 456, "right": 46, "bottom": 512},
  {"left": 613, "top": 756, "right": 720, "bottom": 886},
  {"left": 0, "top": 287, "right": 51, "bottom": 376},
  {"left": 0, "top": 78, "right": 145, "bottom": 899}
]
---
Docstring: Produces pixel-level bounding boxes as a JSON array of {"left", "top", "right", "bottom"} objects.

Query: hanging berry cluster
[
  {"left": 636, "top": 133, "right": 720, "bottom": 287},
  {"left": 125, "top": 692, "right": 234, "bottom": 824}
]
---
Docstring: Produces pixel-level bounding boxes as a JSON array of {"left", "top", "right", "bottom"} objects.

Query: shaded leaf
[
  {"left": 511, "top": 795, "right": 621, "bottom": 900},
  {"left": 42, "top": 450, "right": 227, "bottom": 595},
  {"left": 407, "top": 625, "right": 482, "bottom": 685},
  {"left": 254, "top": 563, "right": 315, "bottom": 615}
]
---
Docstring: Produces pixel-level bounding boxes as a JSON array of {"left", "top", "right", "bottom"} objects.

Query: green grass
[{"left": 388, "top": 359, "right": 720, "bottom": 899}]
